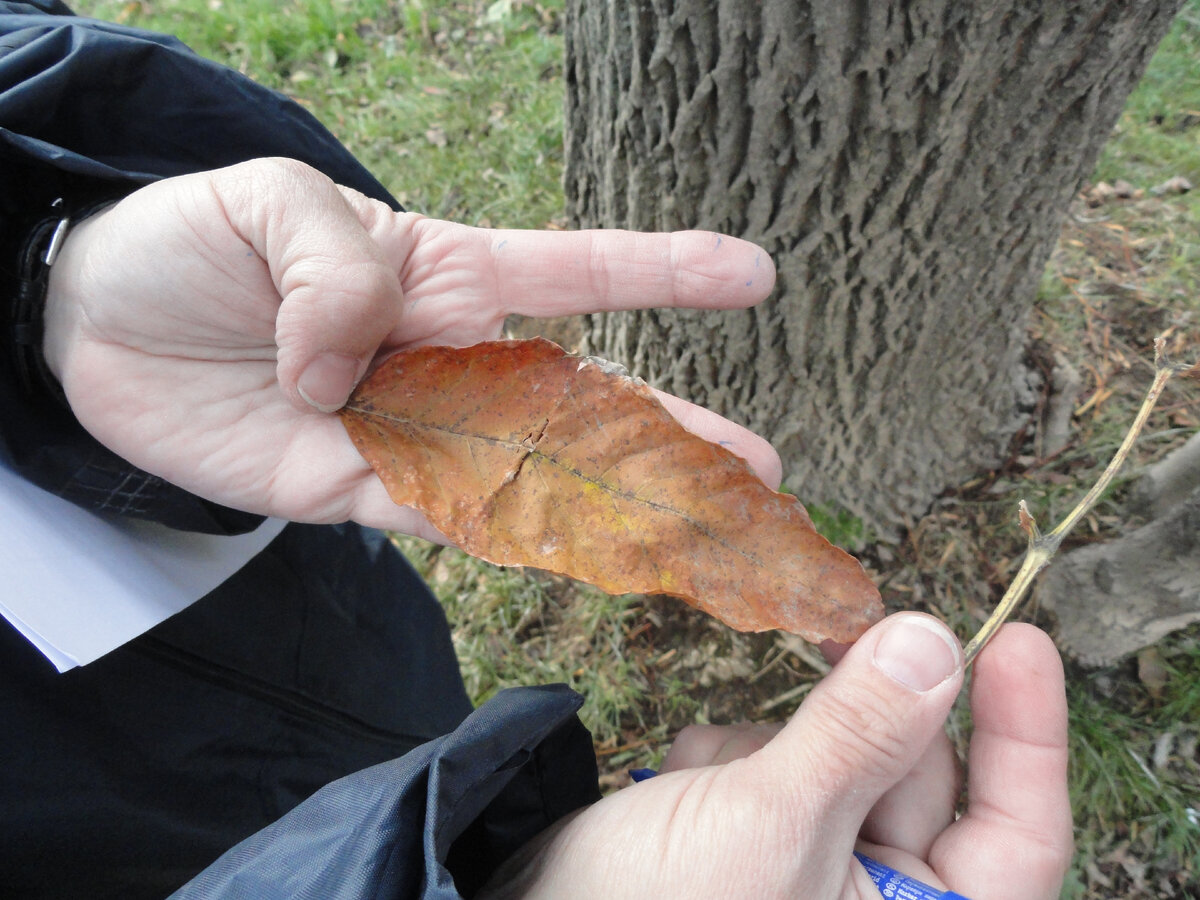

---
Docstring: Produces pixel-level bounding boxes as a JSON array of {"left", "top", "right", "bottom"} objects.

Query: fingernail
[
  {"left": 873, "top": 615, "right": 961, "bottom": 692},
  {"left": 297, "top": 352, "right": 360, "bottom": 413}
]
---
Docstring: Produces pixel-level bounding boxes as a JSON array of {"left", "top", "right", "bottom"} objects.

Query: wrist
[{"left": 9, "top": 198, "right": 114, "bottom": 405}]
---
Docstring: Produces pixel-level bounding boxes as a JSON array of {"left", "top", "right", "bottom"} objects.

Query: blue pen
[
  {"left": 852, "top": 851, "right": 970, "bottom": 900},
  {"left": 628, "top": 769, "right": 972, "bottom": 900}
]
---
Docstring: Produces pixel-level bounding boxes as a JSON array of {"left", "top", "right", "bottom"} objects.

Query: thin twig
[
  {"left": 963, "top": 338, "right": 1193, "bottom": 666},
  {"left": 757, "top": 681, "right": 814, "bottom": 714}
]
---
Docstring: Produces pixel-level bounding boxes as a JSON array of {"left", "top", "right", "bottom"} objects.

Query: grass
[
  {"left": 1066, "top": 657, "right": 1200, "bottom": 897},
  {"left": 80, "top": 0, "right": 566, "bottom": 226},
  {"left": 68, "top": 1, "right": 1200, "bottom": 895},
  {"left": 1093, "top": 2, "right": 1200, "bottom": 192},
  {"left": 396, "top": 535, "right": 658, "bottom": 739}
]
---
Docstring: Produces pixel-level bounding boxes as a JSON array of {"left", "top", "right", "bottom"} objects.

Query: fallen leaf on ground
[
  {"left": 340, "top": 338, "right": 883, "bottom": 642},
  {"left": 1150, "top": 175, "right": 1193, "bottom": 195}
]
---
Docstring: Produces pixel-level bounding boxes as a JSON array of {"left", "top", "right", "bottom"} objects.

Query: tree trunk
[{"left": 564, "top": 0, "right": 1183, "bottom": 538}]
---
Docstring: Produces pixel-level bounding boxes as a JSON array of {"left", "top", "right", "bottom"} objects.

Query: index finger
[
  {"left": 488, "top": 228, "right": 776, "bottom": 317},
  {"left": 654, "top": 390, "right": 783, "bottom": 489},
  {"left": 930, "top": 623, "right": 1073, "bottom": 900}
]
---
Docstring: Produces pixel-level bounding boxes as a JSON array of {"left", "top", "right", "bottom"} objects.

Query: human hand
[
  {"left": 478, "top": 619, "right": 1073, "bottom": 900},
  {"left": 42, "top": 158, "right": 780, "bottom": 539}
]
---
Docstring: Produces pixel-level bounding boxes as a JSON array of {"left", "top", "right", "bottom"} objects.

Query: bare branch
[{"left": 963, "top": 339, "right": 1190, "bottom": 666}]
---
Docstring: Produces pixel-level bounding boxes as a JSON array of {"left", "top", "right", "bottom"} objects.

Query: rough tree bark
[{"left": 564, "top": 0, "right": 1183, "bottom": 538}]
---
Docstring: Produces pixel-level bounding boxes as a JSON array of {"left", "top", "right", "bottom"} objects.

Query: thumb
[
  {"left": 759, "top": 613, "right": 964, "bottom": 846},
  {"left": 210, "top": 158, "right": 405, "bottom": 412}
]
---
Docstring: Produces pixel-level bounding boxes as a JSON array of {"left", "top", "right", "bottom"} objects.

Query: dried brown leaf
[{"left": 340, "top": 338, "right": 883, "bottom": 642}]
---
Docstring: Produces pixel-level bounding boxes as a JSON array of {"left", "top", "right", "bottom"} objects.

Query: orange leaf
[{"left": 339, "top": 338, "right": 882, "bottom": 642}]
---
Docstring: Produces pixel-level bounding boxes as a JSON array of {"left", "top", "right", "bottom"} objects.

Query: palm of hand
[{"left": 47, "top": 181, "right": 494, "bottom": 534}]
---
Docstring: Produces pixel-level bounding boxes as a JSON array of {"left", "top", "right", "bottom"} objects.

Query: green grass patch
[
  {"left": 1093, "top": 2, "right": 1200, "bottom": 190},
  {"left": 393, "top": 536, "right": 655, "bottom": 750},
  {"left": 806, "top": 501, "right": 874, "bottom": 550},
  {"left": 75, "top": 0, "right": 567, "bottom": 226},
  {"left": 1065, "top": 641, "right": 1200, "bottom": 895}
]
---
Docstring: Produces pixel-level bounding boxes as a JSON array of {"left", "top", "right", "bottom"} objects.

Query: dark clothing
[
  {"left": 0, "top": 524, "right": 475, "bottom": 897},
  {"left": 0, "top": 3, "right": 599, "bottom": 897},
  {"left": 173, "top": 682, "right": 597, "bottom": 900}
]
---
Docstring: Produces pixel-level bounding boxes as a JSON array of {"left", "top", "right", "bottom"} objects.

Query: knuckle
[
  {"left": 336, "top": 257, "right": 398, "bottom": 299},
  {"left": 1013, "top": 832, "right": 1075, "bottom": 898},
  {"left": 665, "top": 724, "right": 733, "bottom": 769},
  {"left": 672, "top": 723, "right": 713, "bottom": 746},
  {"left": 717, "top": 726, "right": 779, "bottom": 762},
  {"left": 803, "top": 687, "right": 913, "bottom": 785},
  {"left": 257, "top": 156, "right": 324, "bottom": 189}
]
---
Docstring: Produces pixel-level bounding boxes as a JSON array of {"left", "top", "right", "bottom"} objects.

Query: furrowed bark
[{"left": 565, "top": 0, "right": 1184, "bottom": 538}]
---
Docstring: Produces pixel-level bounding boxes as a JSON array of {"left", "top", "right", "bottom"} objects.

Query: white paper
[{"left": 0, "top": 458, "right": 286, "bottom": 672}]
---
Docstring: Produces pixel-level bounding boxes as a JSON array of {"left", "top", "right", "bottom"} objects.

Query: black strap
[{"left": 10, "top": 198, "right": 71, "bottom": 404}]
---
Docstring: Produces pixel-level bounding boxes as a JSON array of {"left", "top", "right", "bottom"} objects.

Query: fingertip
[
  {"left": 970, "top": 624, "right": 1066, "bottom": 710},
  {"left": 747, "top": 244, "right": 777, "bottom": 303},
  {"left": 969, "top": 623, "right": 1067, "bottom": 746},
  {"left": 296, "top": 351, "right": 363, "bottom": 413},
  {"left": 764, "top": 614, "right": 963, "bottom": 826},
  {"left": 975, "top": 623, "right": 1062, "bottom": 676},
  {"left": 651, "top": 389, "right": 783, "bottom": 488},
  {"left": 707, "top": 232, "right": 776, "bottom": 302},
  {"left": 871, "top": 613, "right": 963, "bottom": 694},
  {"left": 746, "top": 438, "right": 784, "bottom": 490},
  {"left": 819, "top": 638, "right": 852, "bottom": 665},
  {"left": 671, "top": 231, "right": 777, "bottom": 309}
]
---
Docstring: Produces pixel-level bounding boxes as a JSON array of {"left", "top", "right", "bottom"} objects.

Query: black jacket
[{"left": 0, "top": 3, "right": 599, "bottom": 897}]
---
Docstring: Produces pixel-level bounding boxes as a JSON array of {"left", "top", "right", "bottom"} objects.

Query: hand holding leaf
[{"left": 43, "top": 159, "right": 780, "bottom": 539}]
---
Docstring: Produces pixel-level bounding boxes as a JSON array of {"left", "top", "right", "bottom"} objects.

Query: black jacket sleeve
[
  {"left": 0, "top": 0, "right": 397, "bottom": 533},
  {"left": 170, "top": 683, "right": 601, "bottom": 900}
]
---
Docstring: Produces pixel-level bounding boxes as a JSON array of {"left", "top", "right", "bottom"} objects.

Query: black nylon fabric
[
  {"left": 0, "top": 5, "right": 602, "bottom": 897},
  {"left": 171, "top": 684, "right": 600, "bottom": 900}
]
